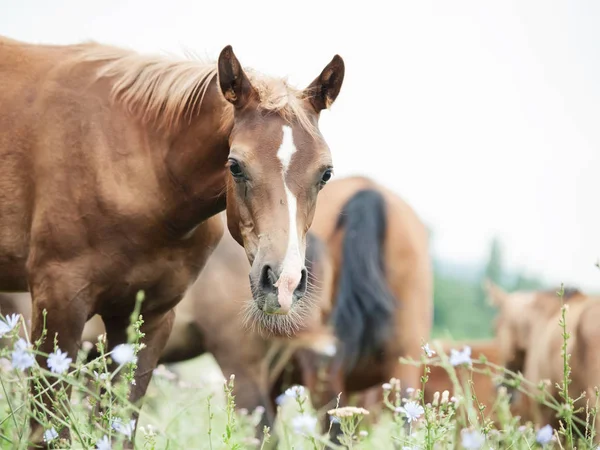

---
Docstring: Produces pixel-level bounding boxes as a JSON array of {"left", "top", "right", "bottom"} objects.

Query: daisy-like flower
[
  {"left": 47, "top": 348, "right": 72, "bottom": 374},
  {"left": 112, "top": 344, "right": 137, "bottom": 365},
  {"left": 43, "top": 427, "right": 58, "bottom": 443},
  {"left": 450, "top": 346, "right": 472, "bottom": 366},
  {"left": 0, "top": 314, "right": 20, "bottom": 337},
  {"left": 11, "top": 338, "right": 35, "bottom": 371},
  {"left": 327, "top": 406, "right": 370, "bottom": 418},
  {"left": 536, "top": 424, "right": 553, "bottom": 445},
  {"left": 291, "top": 413, "right": 317, "bottom": 434},
  {"left": 112, "top": 418, "right": 136, "bottom": 439},
  {"left": 285, "top": 385, "right": 305, "bottom": 398},
  {"left": 422, "top": 343, "right": 436, "bottom": 357},
  {"left": 96, "top": 435, "right": 111, "bottom": 450},
  {"left": 395, "top": 401, "right": 424, "bottom": 423},
  {"left": 461, "top": 428, "right": 485, "bottom": 449}
]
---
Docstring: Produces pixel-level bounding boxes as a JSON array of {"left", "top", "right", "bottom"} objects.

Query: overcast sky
[{"left": 2, "top": 0, "right": 599, "bottom": 291}]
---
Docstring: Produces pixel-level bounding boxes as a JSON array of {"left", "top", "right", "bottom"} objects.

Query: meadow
[{"left": 0, "top": 285, "right": 597, "bottom": 449}]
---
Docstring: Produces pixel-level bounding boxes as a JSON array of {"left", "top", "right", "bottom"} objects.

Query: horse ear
[
  {"left": 484, "top": 279, "right": 508, "bottom": 307},
  {"left": 217, "top": 45, "right": 258, "bottom": 109},
  {"left": 304, "top": 55, "right": 345, "bottom": 113}
]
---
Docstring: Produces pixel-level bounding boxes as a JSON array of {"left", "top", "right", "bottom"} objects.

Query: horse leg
[
  {"left": 27, "top": 268, "right": 92, "bottom": 449},
  {"left": 102, "top": 309, "right": 175, "bottom": 448}
]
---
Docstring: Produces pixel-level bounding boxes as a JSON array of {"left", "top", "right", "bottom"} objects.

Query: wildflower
[
  {"left": 291, "top": 413, "right": 317, "bottom": 434},
  {"left": 322, "top": 343, "right": 337, "bottom": 357},
  {"left": 461, "top": 428, "right": 485, "bottom": 449},
  {"left": 395, "top": 401, "right": 424, "bottom": 423},
  {"left": 382, "top": 382, "right": 392, "bottom": 390},
  {"left": 328, "top": 406, "right": 370, "bottom": 418},
  {"left": 285, "top": 385, "right": 305, "bottom": 398},
  {"left": 359, "top": 430, "right": 368, "bottom": 437},
  {"left": 518, "top": 425, "right": 527, "bottom": 432},
  {"left": 93, "top": 371, "right": 109, "bottom": 381},
  {"left": 11, "top": 338, "right": 35, "bottom": 371},
  {"left": 254, "top": 406, "right": 265, "bottom": 415},
  {"left": 111, "top": 418, "right": 136, "bottom": 439},
  {"left": 422, "top": 342, "right": 435, "bottom": 357},
  {"left": 536, "top": 424, "right": 553, "bottom": 445},
  {"left": 0, "top": 313, "right": 20, "bottom": 336},
  {"left": 450, "top": 346, "right": 472, "bottom": 366},
  {"left": 96, "top": 435, "right": 111, "bottom": 450},
  {"left": 111, "top": 344, "right": 137, "bottom": 365},
  {"left": 47, "top": 348, "right": 72, "bottom": 374},
  {"left": 43, "top": 427, "right": 58, "bottom": 443}
]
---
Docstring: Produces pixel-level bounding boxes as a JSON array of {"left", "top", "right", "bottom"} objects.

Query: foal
[{"left": 0, "top": 35, "right": 344, "bottom": 446}]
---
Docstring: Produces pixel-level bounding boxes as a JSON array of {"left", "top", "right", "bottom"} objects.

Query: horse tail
[{"left": 330, "top": 189, "right": 396, "bottom": 371}]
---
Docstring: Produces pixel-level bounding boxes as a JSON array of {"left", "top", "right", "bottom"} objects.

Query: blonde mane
[{"left": 76, "top": 44, "right": 317, "bottom": 135}]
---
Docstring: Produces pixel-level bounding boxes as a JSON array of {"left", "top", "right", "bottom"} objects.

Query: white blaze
[{"left": 274, "top": 126, "right": 302, "bottom": 312}]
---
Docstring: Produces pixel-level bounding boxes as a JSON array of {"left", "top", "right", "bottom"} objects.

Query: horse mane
[{"left": 75, "top": 43, "right": 317, "bottom": 135}]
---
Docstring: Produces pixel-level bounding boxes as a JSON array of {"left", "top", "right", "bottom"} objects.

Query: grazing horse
[
  {"left": 0, "top": 35, "right": 344, "bottom": 446},
  {"left": 486, "top": 282, "right": 600, "bottom": 439},
  {"left": 0, "top": 215, "right": 336, "bottom": 438},
  {"left": 286, "top": 176, "right": 433, "bottom": 431}
]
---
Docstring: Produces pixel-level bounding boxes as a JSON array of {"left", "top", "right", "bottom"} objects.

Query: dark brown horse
[{"left": 0, "top": 35, "right": 344, "bottom": 446}]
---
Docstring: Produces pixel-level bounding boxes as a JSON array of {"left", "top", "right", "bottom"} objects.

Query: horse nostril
[
  {"left": 294, "top": 268, "right": 308, "bottom": 297},
  {"left": 259, "top": 264, "right": 278, "bottom": 293}
]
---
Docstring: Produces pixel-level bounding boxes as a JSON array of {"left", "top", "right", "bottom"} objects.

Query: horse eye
[
  {"left": 228, "top": 159, "right": 244, "bottom": 179},
  {"left": 320, "top": 169, "right": 333, "bottom": 185}
]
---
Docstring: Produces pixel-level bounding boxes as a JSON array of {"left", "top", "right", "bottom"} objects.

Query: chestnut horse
[
  {"left": 284, "top": 176, "right": 433, "bottom": 434},
  {"left": 487, "top": 282, "right": 600, "bottom": 439},
  {"left": 0, "top": 215, "right": 335, "bottom": 440},
  {"left": 0, "top": 35, "right": 344, "bottom": 446}
]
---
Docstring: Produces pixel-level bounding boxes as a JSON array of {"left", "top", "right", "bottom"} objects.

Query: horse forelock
[{"left": 74, "top": 44, "right": 318, "bottom": 136}]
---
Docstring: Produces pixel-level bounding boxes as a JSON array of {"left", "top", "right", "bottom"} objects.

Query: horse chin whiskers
[{"left": 241, "top": 292, "right": 315, "bottom": 337}]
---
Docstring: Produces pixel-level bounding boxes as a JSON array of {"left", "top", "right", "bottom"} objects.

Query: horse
[
  {"left": 0, "top": 35, "right": 344, "bottom": 447},
  {"left": 0, "top": 214, "right": 336, "bottom": 441},
  {"left": 282, "top": 176, "right": 434, "bottom": 436},
  {"left": 486, "top": 282, "right": 600, "bottom": 440}
]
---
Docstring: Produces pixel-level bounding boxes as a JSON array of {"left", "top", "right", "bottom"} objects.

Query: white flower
[
  {"left": 461, "top": 429, "right": 485, "bottom": 449},
  {"left": 0, "top": 314, "right": 20, "bottom": 336},
  {"left": 291, "top": 413, "right": 317, "bottom": 434},
  {"left": 395, "top": 401, "right": 424, "bottom": 423},
  {"left": 285, "top": 385, "right": 305, "bottom": 398},
  {"left": 111, "top": 344, "right": 137, "bottom": 365},
  {"left": 11, "top": 338, "right": 35, "bottom": 371},
  {"left": 47, "top": 348, "right": 72, "bottom": 374},
  {"left": 359, "top": 430, "right": 368, "bottom": 437},
  {"left": 322, "top": 343, "right": 337, "bottom": 357},
  {"left": 536, "top": 424, "right": 553, "bottom": 445},
  {"left": 406, "top": 387, "right": 415, "bottom": 394},
  {"left": 93, "top": 370, "right": 109, "bottom": 381},
  {"left": 96, "top": 435, "right": 111, "bottom": 450},
  {"left": 43, "top": 427, "right": 58, "bottom": 443},
  {"left": 382, "top": 382, "right": 392, "bottom": 390},
  {"left": 450, "top": 346, "right": 472, "bottom": 366},
  {"left": 422, "top": 343, "right": 436, "bottom": 357},
  {"left": 111, "top": 418, "right": 136, "bottom": 439}
]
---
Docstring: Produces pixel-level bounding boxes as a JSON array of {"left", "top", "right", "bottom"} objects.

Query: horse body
[
  {"left": 488, "top": 283, "right": 600, "bottom": 438},
  {"left": 305, "top": 176, "right": 434, "bottom": 401},
  {"left": 0, "top": 34, "right": 344, "bottom": 447}
]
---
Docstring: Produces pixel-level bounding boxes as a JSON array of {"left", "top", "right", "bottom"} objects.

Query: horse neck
[{"left": 159, "top": 83, "right": 231, "bottom": 236}]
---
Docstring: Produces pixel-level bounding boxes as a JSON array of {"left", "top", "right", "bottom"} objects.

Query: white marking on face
[{"left": 273, "top": 125, "right": 303, "bottom": 313}]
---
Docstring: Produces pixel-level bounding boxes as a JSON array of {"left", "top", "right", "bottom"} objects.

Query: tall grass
[{"left": 0, "top": 286, "right": 598, "bottom": 449}]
